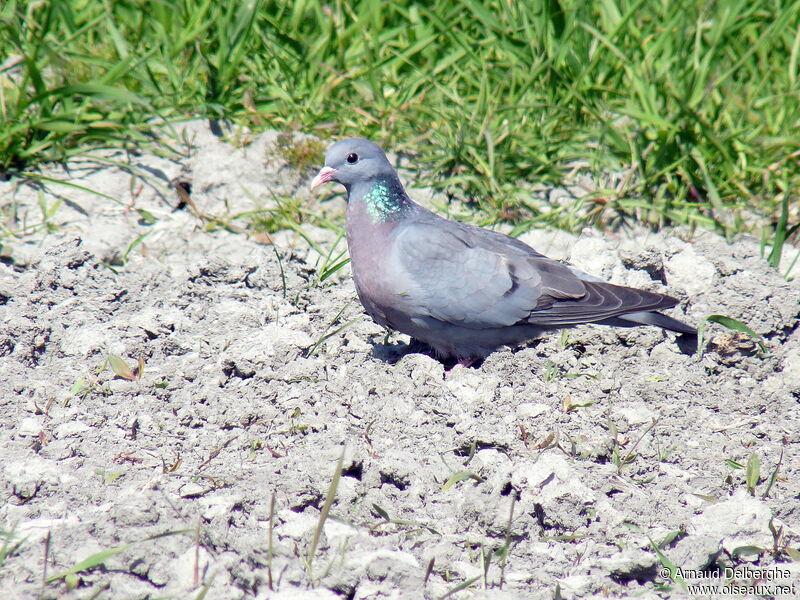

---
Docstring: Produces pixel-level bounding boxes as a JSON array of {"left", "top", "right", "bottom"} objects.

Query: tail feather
[{"left": 600, "top": 311, "right": 697, "bottom": 335}]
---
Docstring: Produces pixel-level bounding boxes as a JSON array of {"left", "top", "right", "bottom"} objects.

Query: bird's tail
[{"left": 599, "top": 311, "right": 697, "bottom": 335}]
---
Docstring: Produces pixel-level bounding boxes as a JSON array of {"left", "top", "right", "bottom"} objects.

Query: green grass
[
  {"left": 0, "top": 524, "right": 24, "bottom": 571},
  {"left": 1, "top": 0, "right": 798, "bottom": 250}
]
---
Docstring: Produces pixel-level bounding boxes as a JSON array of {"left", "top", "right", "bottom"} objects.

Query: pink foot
[{"left": 445, "top": 356, "right": 479, "bottom": 373}]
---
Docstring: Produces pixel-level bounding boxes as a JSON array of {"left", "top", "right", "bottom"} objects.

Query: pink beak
[{"left": 311, "top": 166, "right": 337, "bottom": 191}]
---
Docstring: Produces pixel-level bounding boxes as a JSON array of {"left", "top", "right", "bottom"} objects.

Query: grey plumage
[{"left": 311, "top": 138, "right": 696, "bottom": 364}]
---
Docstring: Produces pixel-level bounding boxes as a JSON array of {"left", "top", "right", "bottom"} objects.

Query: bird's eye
[{"left": 346, "top": 153, "right": 358, "bottom": 164}]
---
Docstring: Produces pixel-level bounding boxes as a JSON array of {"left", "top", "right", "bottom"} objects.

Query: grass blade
[
  {"left": 306, "top": 448, "right": 345, "bottom": 582},
  {"left": 696, "top": 314, "right": 767, "bottom": 359}
]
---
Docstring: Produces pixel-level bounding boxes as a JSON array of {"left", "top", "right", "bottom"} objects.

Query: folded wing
[{"left": 393, "top": 218, "right": 679, "bottom": 330}]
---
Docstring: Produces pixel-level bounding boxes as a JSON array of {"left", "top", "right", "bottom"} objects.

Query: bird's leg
[
  {"left": 396, "top": 339, "right": 483, "bottom": 371},
  {"left": 444, "top": 356, "right": 483, "bottom": 373}
]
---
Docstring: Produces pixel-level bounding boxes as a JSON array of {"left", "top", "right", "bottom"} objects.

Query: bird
[{"left": 311, "top": 138, "right": 696, "bottom": 367}]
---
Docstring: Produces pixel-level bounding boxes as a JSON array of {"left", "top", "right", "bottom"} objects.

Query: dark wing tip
[{"left": 527, "top": 281, "right": 682, "bottom": 326}]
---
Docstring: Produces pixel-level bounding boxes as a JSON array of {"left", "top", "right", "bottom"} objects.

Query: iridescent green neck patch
[{"left": 362, "top": 180, "right": 411, "bottom": 223}]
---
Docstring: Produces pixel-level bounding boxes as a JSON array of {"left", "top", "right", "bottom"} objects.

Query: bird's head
[{"left": 311, "top": 138, "right": 394, "bottom": 193}]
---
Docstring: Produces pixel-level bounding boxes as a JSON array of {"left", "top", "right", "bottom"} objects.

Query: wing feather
[{"left": 392, "top": 220, "right": 581, "bottom": 328}]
